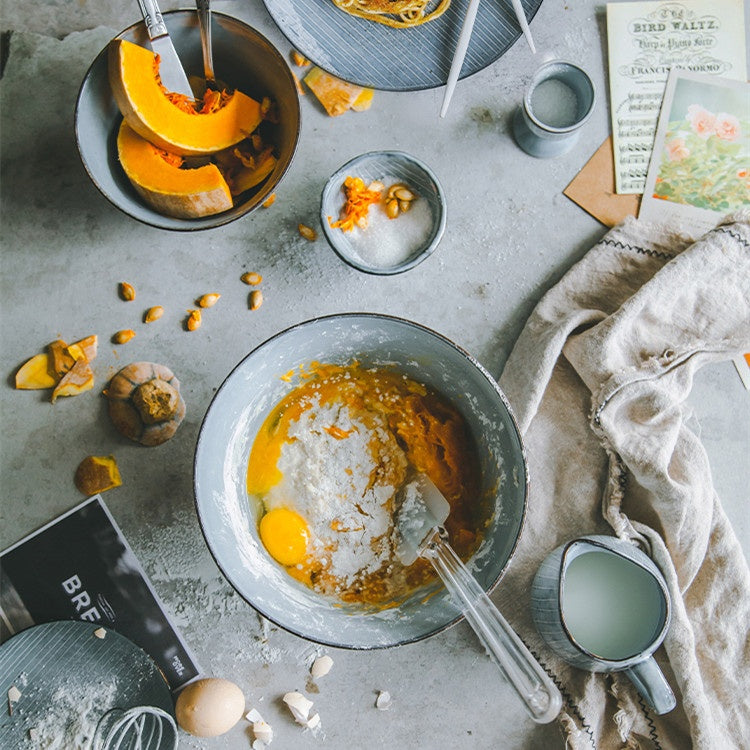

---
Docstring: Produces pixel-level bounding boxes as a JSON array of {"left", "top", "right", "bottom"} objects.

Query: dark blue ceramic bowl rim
[
  {"left": 319, "top": 151, "right": 447, "bottom": 276},
  {"left": 193, "top": 312, "right": 529, "bottom": 649}
]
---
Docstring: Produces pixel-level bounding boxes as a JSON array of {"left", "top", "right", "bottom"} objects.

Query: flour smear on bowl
[{"left": 246, "top": 363, "right": 484, "bottom": 605}]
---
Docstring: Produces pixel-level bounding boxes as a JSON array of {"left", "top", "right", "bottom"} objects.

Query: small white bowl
[{"left": 320, "top": 151, "right": 447, "bottom": 275}]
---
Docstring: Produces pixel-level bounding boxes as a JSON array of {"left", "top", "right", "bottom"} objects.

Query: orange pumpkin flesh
[
  {"left": 117, "top": 121, "right": 233, "bottom": 219},
  {"left": 108, "top": 39, "right": 262, "bottom": 156}
]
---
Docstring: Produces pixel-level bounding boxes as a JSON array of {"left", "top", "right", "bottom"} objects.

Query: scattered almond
[
  {"left": 93, "top": 627, "right": 107, "bottom": 639},
  {"left": 112, "top": 329, "right": 136, "bottom": 345},
  {"left": 262, "top": 193, "right": 277, "bottom": 208},
  {"left": 298, "top": 223, "right": 317, "bottom": 241},
  {"left": 49, "top": 339, "right": 75, "bottom": 378},
  {"left": 241, "top": 272, "right": 263, "bottom": 285},
  {"left": 197, "top": 293, "right": 221, "bottom": 308},
  {"left": 249, "top": 290, "right": 263, "bottom": 311},
  {"left": 119, "top": 282, "right": 136, "bottom": 301},
  {"left": 144, "top": 306, "right": 164, "bottom": 323},
  {"left": 186, "top": 309, "right": 202, "bottom": 331}
]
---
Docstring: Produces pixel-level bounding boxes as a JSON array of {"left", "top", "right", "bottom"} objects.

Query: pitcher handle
[{"left": 625, "top": 656, "right": 676, "bottom": 715}]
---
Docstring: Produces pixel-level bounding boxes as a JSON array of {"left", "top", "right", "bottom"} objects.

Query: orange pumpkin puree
[{"left": 247, "top": 362, "right": 484, "bottom": 606}]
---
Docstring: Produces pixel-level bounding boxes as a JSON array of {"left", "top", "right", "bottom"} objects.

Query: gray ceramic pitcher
[{"left": 531, "top": 535, "right": 676, "bottom": 714}]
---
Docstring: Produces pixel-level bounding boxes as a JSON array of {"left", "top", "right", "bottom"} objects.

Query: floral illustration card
[
  {"left": 606, "top": 0, "right": 747, "bottom": 195},
  {"left": 639, "top": 69, "right": 749, "bottom": 233}
]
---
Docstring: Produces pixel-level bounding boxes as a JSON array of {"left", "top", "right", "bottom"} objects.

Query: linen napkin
[{"left": 495, "top": 210, "right": 750, "bottom": 749}]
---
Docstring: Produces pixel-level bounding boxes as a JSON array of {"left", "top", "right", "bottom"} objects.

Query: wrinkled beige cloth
[{"left": 496, "top": 210, "right": 750, "bottom": 749}]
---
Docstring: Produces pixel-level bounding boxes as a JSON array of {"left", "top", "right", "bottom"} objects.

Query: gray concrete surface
[{"left": 1, "top": 1, "right": 747, "bottom": 748}]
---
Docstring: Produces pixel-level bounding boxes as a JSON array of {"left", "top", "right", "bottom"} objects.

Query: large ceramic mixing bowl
[
  {"left": 194, "top": 314, "right": 528, "bottom": 648},
  {"left": 75, "top": 11, "right": 300, "bottom": 231}
]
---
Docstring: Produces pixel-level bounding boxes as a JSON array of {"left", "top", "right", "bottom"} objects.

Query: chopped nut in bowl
[{"left": 320, "top": 151, "right": 446, "bottom": 275}]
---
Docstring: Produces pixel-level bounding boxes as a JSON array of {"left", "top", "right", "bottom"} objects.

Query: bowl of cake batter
[{"left": 194, "top": 313, "right": 528, "bottom": 649}]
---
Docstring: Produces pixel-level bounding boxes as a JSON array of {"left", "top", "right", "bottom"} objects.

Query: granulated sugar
[
  {"left": 263, "top": 395, "right": 408, "bottom": 587},
  {"left": 347, "top": 198, "right": 433, "bottom": 269}
]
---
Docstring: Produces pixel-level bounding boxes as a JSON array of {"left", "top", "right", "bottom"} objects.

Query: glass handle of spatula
[{"left": 421, "top": 527, "right": 563, "bottom": 723}]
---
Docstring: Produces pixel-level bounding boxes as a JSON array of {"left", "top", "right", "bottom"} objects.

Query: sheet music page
[{"left": 606, "top": 0, "right": 747, "bottom": 195}]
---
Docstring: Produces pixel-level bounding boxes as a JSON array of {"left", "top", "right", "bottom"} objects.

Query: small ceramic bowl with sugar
[{"left": 320, "top": 151, "right": 447, "bottom": 275}]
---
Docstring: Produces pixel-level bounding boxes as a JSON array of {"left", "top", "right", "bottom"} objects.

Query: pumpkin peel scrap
[
  {"left": 74, "top": 455, "right": 122, "bottom": 495},
  {"left": 15, "top": 335, "right": 98, "bottom": 402}
]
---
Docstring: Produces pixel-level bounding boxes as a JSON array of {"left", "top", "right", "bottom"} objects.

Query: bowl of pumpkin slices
[{"left": 75, "top": 10, "right": 301, "bottom": 231}]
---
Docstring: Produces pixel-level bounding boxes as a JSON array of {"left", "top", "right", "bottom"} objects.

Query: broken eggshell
[
  {"left": 282, "top": 691, "right": 320, "bottom": 728},
  {"left": 246, "top": 709, "right": 274, "bottom": 745},
  {"left": 106, "top": 362, "right": 186, "bottom": 446},
  {"left": 310, "top": 654, "right": 333, "bottom": 679}
]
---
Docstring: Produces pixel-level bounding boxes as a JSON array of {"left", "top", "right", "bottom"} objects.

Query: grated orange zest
[
  {"left": 153, "top": 55, "right": 231, "bottom": 114},
  {"left": 328, "top": 176, "right": 382, "bottom": 232}
]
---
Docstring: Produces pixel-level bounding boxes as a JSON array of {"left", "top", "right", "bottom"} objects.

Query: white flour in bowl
[{"left": 262, "top": 394, "right": 408, "bottom": 589}]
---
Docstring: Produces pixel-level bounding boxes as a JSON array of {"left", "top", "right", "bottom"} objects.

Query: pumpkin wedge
[
  {"left": 117, "top": 122, "right": 233, "bottom": 219},
  {"left": 109, "top": 39, "right": 262, "bottom": 156}
]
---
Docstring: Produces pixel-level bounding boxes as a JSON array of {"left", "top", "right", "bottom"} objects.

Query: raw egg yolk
[{"left": 259, "top": 507, "right": 310, "bottom": 566}]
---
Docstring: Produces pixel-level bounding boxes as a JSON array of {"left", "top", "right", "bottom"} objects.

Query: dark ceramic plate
[{"left": 263, "top": 0, "right": 543, "bottom": 91}]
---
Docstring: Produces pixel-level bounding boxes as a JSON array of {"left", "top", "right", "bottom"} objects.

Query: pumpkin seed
[
  {"left": 186, "top": 309, "right": 202, "bottom": 331},
  {"left": 112, "top": 329, "right": 136, "bottom": 345},
  {"left": 119, "top": 282, "right": 136, "bottom": 301},
  {"left": 144, "top": 306, "right": 164, "bottom": 323},
  {"left": 197, "top": 293, "right": 221, "bottom": 308},
  {"left": 298, "top": 224, "right": 317, "bottom": 241},
  {"left": 393, "top": 187, "right": 415, "bottom": 202}
]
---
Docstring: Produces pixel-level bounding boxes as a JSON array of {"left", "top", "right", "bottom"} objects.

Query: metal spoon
[
  {"left": 196, "top": 0, "right": 216, "bottom": 89},
  {"left": 395, "top": 473, "right": 563, "bottom": 724}
]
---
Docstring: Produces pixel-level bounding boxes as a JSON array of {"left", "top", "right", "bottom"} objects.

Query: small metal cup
[{"left": 512, "top": 61, "right": 595, "bottom": 158}]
